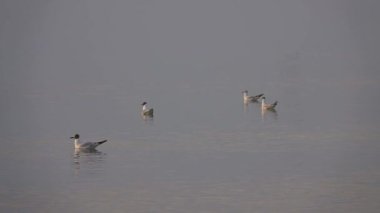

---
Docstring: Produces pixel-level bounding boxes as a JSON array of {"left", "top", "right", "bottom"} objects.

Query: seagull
[
  {"left": 242, "top": 90, "right": 264, "bottom": 103},
  {"left": 70, "top": 134, "right": 107, "bottom": 151},
  {"left": 261, "top": 96, "right": 278, "bottom": 110},
  {"left": 141, "top": 102, "right": 154, "bottom": 117}
]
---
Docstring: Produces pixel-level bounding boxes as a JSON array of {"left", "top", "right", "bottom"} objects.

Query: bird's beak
[{"left": 70, "top": 137, "right": 74, "bottom": 139}]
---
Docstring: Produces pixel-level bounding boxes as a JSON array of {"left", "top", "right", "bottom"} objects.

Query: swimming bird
[
  {"left": 70, "top": 134, "right": 107, "bottom": 151},
  {"left": 141, "top": 102, "right": 154, "bottom": 117},
  {"left": 261, "top": 96, "right": 278, "bottom": 110},
  {"left": 242, "top": 90, "right": 264, "bottom": 103}
]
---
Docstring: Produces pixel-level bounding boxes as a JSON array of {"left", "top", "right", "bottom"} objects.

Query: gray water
[{"left": 1, "top": 1, "right": 380, "bottom": 212}]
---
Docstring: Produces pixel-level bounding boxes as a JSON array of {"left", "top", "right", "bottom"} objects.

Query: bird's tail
[
  {"left": 254, "top": 93, "right": 264, "bottom": 99},
  {"left": 97, "top": 140, "right": 107, "bottom": 145},
  {"left": 272, "top": 101, "right": 278, "bottom": 107}
]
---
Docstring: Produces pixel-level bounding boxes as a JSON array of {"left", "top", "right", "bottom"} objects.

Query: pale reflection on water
[
  {"left": 141, "top": 114, "right": 154, "bottom": 123},
  {"left": 261, "top": 108, "right": 278, "bottom": 121},
  {"left": 72, "top": 149, "right": 107, "bottom": 176}
]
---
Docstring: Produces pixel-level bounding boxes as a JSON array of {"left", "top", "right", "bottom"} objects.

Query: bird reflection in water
[
  {"left": 243, "top": 102, "right": 249, "bottom": 113},
  {"left": 243, "top": 99, "right": 262, "bottom": 113},
  {"left": 261, "top": 108, "right": 278, "bottom": 121},
  {"left": 142, "top": 114, "right": 154, "bottom": 122},
  {"left": 73, "top": 149, "right": 106, "bottom": 174}
]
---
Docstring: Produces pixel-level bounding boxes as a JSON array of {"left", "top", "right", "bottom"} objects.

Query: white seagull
[
  {"left": 70, "top": 134, "right": 107, "bottom": 151},
  {"left": 242, "top": 90, "right": 264, "bottom": 103},
  {"left": 141, "top": 102, "right": 154, "bottom": 117},
  {"left": 261, "top": 96, "right": 278, "bottom": 110}
]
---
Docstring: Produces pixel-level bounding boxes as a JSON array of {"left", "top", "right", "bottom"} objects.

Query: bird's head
[{"left": 70, "top": 134, "right": 80, "bottom": 139}]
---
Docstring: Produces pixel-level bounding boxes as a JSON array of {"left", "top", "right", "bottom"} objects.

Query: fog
[
  {"left": 1, "top": 0, "right": 380, "bottom": 212},
  {"left": 1, "top": 1, "right": 379, "bottom": 137}
]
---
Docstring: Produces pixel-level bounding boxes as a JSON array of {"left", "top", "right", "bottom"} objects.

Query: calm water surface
[
  {"left": 1, "top": 77, "right": 379, "bottom": 213},
  {"left": 1, "top": 1, "right": 380, "bottom": 212}
]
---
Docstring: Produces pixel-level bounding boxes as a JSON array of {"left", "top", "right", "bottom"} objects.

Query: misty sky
[{"left": 1, "top": 0, "right": 380, "bottom": 137}]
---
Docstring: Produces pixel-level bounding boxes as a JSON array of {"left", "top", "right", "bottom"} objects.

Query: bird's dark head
[
  {"left": 141, "top": 102, "right": 147, "bottom": 106},
  {"left": 242, "top": 90, "right": 248, "bottom": 93},
  {"left": 70, "top": 134, "right": 80, "bottom": 139}
]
